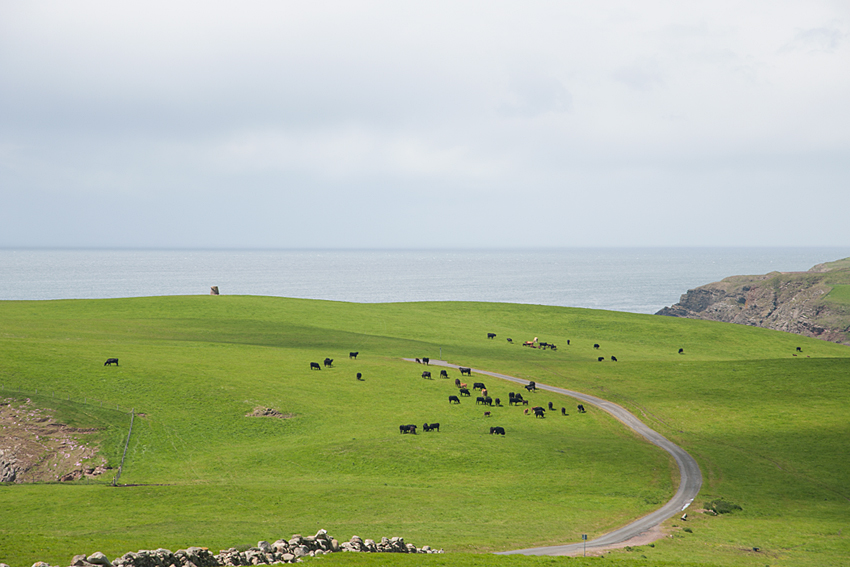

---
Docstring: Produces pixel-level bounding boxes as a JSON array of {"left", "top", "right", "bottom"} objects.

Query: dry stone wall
[{"left": 5, "top": 529, "right": 442, "bottom": 567}]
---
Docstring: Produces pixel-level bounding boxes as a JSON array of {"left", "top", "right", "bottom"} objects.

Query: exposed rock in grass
[
  {"left": 0, "top": 398, "right": 111, "bottom": 483},
  {"left": 246, "top": 407, "right": 294, "bottom": 419}
]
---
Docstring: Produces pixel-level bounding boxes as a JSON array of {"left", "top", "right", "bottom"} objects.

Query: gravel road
[{"left": 404, "top": 358, "right": 702, "bottom": 555}]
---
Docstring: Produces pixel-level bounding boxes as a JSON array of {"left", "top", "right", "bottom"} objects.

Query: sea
[{"left": 2, "top": 247, "right": 849, "bottom": 314}]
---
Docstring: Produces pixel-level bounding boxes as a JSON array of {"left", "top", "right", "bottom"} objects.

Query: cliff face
[{"left": 656, "top": 257, "right": 850, "bottom": 345}]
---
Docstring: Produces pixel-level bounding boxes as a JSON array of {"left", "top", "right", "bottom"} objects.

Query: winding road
[{"left": 404, "top": 358, "right": 702, "bottom": 556}]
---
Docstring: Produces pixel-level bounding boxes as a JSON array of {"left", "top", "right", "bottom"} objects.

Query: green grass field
[{"left": 1, "top": 296, "right": 848, "bottom": 567}]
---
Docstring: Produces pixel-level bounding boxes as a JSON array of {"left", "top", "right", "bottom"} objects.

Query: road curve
[{"left": 404, "top": 358, "right": 702, "bottom": 556}]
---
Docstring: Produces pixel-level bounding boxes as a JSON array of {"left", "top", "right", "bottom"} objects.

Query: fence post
[{"left": 113, "top": 409, "right": 135, "bottom": 486}]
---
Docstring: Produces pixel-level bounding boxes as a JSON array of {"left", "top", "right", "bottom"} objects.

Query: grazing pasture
[{"left": 0, "top": 296, "right": 848, "bottom": 567}]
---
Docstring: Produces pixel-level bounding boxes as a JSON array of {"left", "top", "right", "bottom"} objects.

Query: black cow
[
  {"left": 310, "top": 362, "right": 321, "bottom": 370},
  {"left": 567, "top": 339, "right": 570, "bottom": 345},
  {"left": 548, "top": 401, "right": 554, "bottom": 410},
  {"left": 506, "top": 338, "right": 513, "bottom": 343},
  {"left": 534, "top": 407, "right": 545, "bottom": 418},
  {"left": 440, "top": 370, "right": 449, "bottom": 378},
  {"left": 594, "top": 343, "right": 600, "bottom": 349},
  {"left": 460, "top": 367, "right": 472, "bottom": 376},
  {"left": 399, "top": 424, "right": 417, "bottom": 434},
  {"left": 422, "top": 357, "right": 430, "bottom": 365},
  {"left": 476, "top": 396, "right": 486, "bottom": 405},
  {"left": 350, "top": 352, "right": 359, "bottom": 359},
  {"left": 598, "top": 357, "right": 605, "bottom": 362},
  {"left": 678, "top": 348, "right": 684, "bottom": 354},
  {"left": 524, "top": 382, "right": 536, "bottom": 392},
  {"left": 356, "top": 372, "right": 363, "bottom": 380},
  {"left": 324, "top": 358, "right": 333, "bottom": 367},
  {"left": 483, "top": 396, "right": 493, "bottom": 406},
  {"left": 459, "top": 388, "right": 471, "bottom": 397},
  {"left": 561, "top": 407, "right": 567, "bottom": 415},
  {"left": 611, "top": 356, "right": 617, "bottom": 362},
  {"left": 539, "top": 342, "right": 549, "bottom": 349},
  {"left": 796, "top": 347, "right": 802, "bottom": 352},
  {"left": 549, "top": 344, "right": 557, "bottom": 351},
  {"left": 424, "top": 422, "right": 440, "bottom": 432},
  {"left": 455, "top": 378, "right": 461, "bottom": 387},
  {"left": 449, "top": 395, "right": 460, "bottom": 404},
  {"left": 577, "top": 404, "right": 586, "bottom": 413},
  {"left": 490, "top": 426, "right": 506, "bottom": 435},
  {"left": 487, "top": 332, "right": 496, "bottom": 339},
  {"left": 104, "top": 358, "right": 119, "bottom": 366},
  {"left": 415, "top": 358, "right": 421, "bottom": 363},
  {"left": 494, "top": 398, "right": 501, "bottom": 406},
  {"left": 473, "top": 382, "right": 486, "bottom": 390},
  {"left": 422, "top": 371, "right": 432, "bottom": 379}
]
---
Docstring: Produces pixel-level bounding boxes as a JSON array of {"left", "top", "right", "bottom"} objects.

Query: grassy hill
[{"left": 0, "top": 296, "right": 848, "bottom": 567}]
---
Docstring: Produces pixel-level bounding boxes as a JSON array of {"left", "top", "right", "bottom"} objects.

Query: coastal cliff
[{"left": 656, "top": 257, "right": 850, "bottom": 346}]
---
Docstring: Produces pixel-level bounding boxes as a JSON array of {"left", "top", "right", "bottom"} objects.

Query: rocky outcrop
[
  {"left": 0, "top": 398, "right": 112, "bottom": 484},
  {"left": 657, "top": 257, "right": 850, "bottom": 345},
  {"left": 21, "top": 529, "right": 443, "bottom": 567}
]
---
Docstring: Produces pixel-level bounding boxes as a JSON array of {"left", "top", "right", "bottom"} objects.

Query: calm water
[{"left": 1, "top": 248, "right": 848, "bottom": 314}]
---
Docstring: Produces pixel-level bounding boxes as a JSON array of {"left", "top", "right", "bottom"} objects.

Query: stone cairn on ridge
[{"left": 12, "top": 529, "right": 443, "bottom": 567}]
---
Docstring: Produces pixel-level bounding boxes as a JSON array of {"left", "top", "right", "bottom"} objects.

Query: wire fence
[{"left": 0, "top": 384, "right": 134, "bottom": 415}]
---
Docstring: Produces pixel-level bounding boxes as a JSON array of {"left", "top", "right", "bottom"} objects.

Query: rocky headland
[{"left": 656, "top": 257, "right": 850, "bottom": 345}]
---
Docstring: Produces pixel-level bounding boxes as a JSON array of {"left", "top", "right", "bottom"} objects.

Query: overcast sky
[{"left": 1, "top": 1, "right": 848, "bottom": 249}]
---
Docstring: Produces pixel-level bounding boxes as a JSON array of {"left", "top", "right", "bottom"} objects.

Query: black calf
[
  {"left": 440, "top": 370, "right": 449, "bottom": 378},
  {"left": 324, "top": 358, "right": 333, "bottom": 367},
  {"left": 350, "top": 352, "right": 359, "bottom": 359},
  {"left": 577, "top": 404, "right": 586, "bottom": 413},
  {"left": 104, "top": 358, "right": 119, "bottom": 366},
  {"left": 487, "top": 333, "right": 496, "bottom": 339},
  {"left": 490, "top": 426, "right": 506, "bottom": 435},
  {"left": 310, "top": 362, "right": 321, "bottom": 370},
  {"left": 422, "top": 371, "right": 432, "bottom": 379},
  {"left": 459, "top": 388, "right": 471, "bottom": 396},
  {"left": 449, "top": 395, "right": 460, "bottom": 404}
]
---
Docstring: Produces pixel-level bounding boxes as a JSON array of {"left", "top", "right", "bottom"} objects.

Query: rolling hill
[{"left": 1, "top": 296, "right": 848, "bottom": 567}]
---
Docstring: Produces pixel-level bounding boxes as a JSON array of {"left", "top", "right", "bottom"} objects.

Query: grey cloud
[
  {"left": 780, "top": 26, "right": 845, "bottom": 53},
  {"left": 499, "top": 73, "right": 573, "bottom": 117}
]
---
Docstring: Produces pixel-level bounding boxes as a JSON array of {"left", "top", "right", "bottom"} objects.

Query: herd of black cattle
[
  {"left": 300, "top": 335, "right": 700, "bottom": 437},
  {"left": 304, "top": 334, "right": 613, "bottom": 438}
]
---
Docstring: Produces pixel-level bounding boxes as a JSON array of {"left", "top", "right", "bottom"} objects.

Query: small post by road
[{"left": 582, "top": 534, "right": 587, "bottom": 556}]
